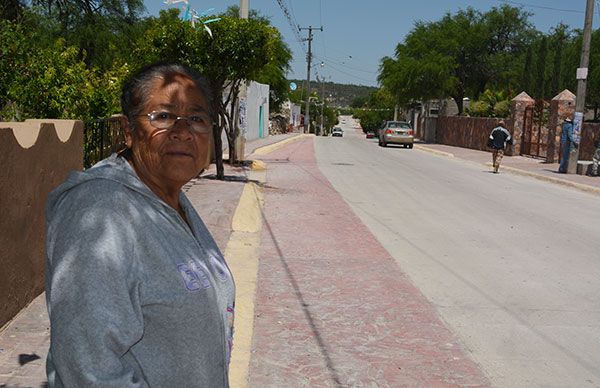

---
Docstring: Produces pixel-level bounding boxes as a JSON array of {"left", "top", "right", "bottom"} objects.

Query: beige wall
[{"left": 0, "top": 120, "right": 83, "bottom": 328}]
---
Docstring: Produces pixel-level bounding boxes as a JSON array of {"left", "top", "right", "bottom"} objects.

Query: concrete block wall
[{"left": 0, "top": 120, "right": 83, "bottom": 328}]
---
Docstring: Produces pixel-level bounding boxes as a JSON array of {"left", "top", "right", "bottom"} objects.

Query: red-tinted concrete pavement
[{"left": 248, "top": 138, "right": 489, "bottom": 387}]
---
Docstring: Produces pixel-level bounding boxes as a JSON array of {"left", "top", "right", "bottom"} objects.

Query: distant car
[
  {"left": 366, "top": 131, "right": 375, "bottom": 139},
  {"left": 378, "top": 121, "right": 414, "bottom": 148},
  {"left": 332, "top": 127, "right": 344, "bottom": 137}
]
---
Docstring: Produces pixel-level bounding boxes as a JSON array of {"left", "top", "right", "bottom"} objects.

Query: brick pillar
[
  {"left": 547, "top": 89, "right": 576, "bottom": 163},
  {"left": 510, "top": 92, "right": 535, "bottom": 156}
]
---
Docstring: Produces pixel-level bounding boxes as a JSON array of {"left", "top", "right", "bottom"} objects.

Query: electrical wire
[
  {"left": 273, "top": 0, "right": 307, "bottom": 53},
  {"left": 315, "top": 59, "right": 376, "bottom": 85},
  {"left": 499, "top": 0, "right": 584, "bottom": 13},
  {"left": 316, "top": 56, "right": 377, "bottom": 75}
]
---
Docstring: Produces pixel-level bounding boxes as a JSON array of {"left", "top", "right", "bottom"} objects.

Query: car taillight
[
  {"left": 408, "top": 130, "right": 414, "bottom": 135},
  {"left": 385, "top": 129, "right": 394, "bottom": 134}
]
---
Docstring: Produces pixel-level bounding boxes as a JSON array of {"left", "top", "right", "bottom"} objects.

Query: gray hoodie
[{"left": 45, "top": 154, "right": 235, "bottom": 387}]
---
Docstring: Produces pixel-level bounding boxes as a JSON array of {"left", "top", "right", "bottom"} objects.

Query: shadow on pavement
[{"left": 259, "top": 211, "right": 344, "bottom": 388}]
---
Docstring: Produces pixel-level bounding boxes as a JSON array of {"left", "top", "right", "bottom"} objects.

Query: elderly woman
[{"left": 45, "top": 63, "right": 235, "bottom": 387}]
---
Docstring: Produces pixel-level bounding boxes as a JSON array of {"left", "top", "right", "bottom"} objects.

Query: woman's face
[{"left": 125, "top": 73, "right": 211, "bottom": 194}]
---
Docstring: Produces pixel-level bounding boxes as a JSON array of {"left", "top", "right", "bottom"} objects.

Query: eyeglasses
[{"left": 142, "top": 111, "right": 212, "bottom": 134}]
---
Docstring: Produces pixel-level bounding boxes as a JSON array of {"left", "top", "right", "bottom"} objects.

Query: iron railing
[{"left": 84, "top": 117, "right": 126, "bottom": 168}]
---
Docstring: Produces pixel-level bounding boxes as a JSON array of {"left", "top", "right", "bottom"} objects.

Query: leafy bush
[
  {"left": 465, "top": 89, "right": 511, "bottom": 118},
  {"left": 466, "top": 101, "right": 492, "bottom": 117},
  {"left": 493, "top": 100, "right": 511, "bottom": 118}
]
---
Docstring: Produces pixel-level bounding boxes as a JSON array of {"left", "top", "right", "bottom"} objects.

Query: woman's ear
[{"left": 119, "top": 115, "right": 133, "bottom": 148}]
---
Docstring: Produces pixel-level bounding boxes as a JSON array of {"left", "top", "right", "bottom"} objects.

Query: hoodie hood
[{"left": 46, "top": 154, "right": 169, "bottom": 223}]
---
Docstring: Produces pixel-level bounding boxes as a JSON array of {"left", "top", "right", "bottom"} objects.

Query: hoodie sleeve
[{"left": 46, "top": 197, "right": 145, "bottom": 387}]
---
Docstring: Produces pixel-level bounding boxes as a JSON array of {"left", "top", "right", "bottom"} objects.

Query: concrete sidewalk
[{"left": 0, "top": 133, "right": 302, "bottom": 388}]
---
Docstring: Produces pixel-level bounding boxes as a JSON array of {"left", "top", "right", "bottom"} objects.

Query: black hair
[{"left": 120, "top": 62, "right": 213, "bottom": 131}]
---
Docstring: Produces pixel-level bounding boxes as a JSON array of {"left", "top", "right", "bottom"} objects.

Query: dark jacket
[{"left": 489, "top": 126, "right": 513, "bottom": 150}]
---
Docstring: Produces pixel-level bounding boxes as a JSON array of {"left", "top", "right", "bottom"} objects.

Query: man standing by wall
[
  {"left": 559, "top": 117, "right": 577, "bottom": 173},
  {"left": 488, "top": 120, "right": 513, "bottom": 174}
]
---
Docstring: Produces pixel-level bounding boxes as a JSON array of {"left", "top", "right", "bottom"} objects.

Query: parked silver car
[{"left": 378, "top": 121, "right": 414, "bottom": 148}]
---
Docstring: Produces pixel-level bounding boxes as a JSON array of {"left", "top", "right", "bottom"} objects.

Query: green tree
[
  {"left": 352, "top": 88, "right": 394, "bottom": 132},
  {"left": 465, "top": 89, "right": 510, "bottom": 117},
  {"left": 0, "top": 16, "right": 100, "bottom": 121},
  {"left": 31, "top": 0, "right": 145, "bottom": 69},
  {"left": 521, "top": 45, "right": 533, "bottom": 94},
  {"left": 222, "top": 5, "right": 292, "bottom": 113},
  {"left": 136, "top": 10, "right": 289, "bottom": 178},
  {"left": 548, "top": 24, "right": 570, "bottom": 97},
  {"left": 534, "top": 36, "right": 548, "bottom": 99},
  {"left": 378, "top": 5, "right": 534, "bottom": 114},
  {"left": 0, "top": 0, "right": 24, "bottom": 21}
]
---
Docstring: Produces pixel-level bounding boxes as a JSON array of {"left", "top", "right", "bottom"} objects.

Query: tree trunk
[
  {"left": 212, "top": 124, "right": 224, "bottom": 180},
  {"left": 224, "top": 81, "right": 241, "bottom": 166},
  {"left": 453, "top": 95, "right": 464, "bottom": 115},
  {"left": 210, "top": 83, "right": 225, "bottom": 180}
]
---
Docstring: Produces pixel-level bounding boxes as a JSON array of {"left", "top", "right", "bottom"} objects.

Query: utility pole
[
  {"left": 239, "top": 0, "right": 248, "bottom": 19},
  {"left": 299, "top": 25, "right": 322, "bottom": 134},
  {"left": 567, "top": 0, "right": 594, "bottom": 173},
  {"left": 317, "top": 75, "right": 324, "bottom": 136}
]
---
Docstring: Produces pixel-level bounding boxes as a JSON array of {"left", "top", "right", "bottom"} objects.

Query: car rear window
[{"left": 388, "top": 122, "right": 411, "bottom": 129}]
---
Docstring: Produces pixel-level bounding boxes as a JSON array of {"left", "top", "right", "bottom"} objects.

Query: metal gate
[
  {"left": 84, "top": 117, "right": 126, "bottom": 168},
  {"left": 521, "top": 100, "right": 550, "bottom": 158}
]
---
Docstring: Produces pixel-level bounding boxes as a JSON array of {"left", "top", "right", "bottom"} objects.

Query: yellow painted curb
[
  {"left": 231, "top": 183, "right": 263, "bottom": 233},
  {"left": 253, "top": 134, "right": 312, "bottom": 155},
  {"left": 251, "top": 160, "right": 266, "bottom": 171},
  {"left": 226, "top": 180, "right": 264, "bottom": 388},
  {"left": 414, "top": 144, "right": 455, "bottom": 158},
  {"left": 484, "top": 162, "right": 600, "bottom": 196}
]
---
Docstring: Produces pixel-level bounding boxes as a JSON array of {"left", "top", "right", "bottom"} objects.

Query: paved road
[
  {"left": 248, "top": 136, "right": 488, "bottom": 387},
  {"left": 315, "top": 117, "right": 600, "bottom": 387}
]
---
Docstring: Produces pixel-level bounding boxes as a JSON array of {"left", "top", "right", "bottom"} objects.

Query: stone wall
[
  {"left": 432, "top": 90, "right": 600, "bottom": 161},
  {"left": 581, "top": 122, "right": 600, "bottom": 160},
  {"left": 0, "top": 120, "right": 83, "bottom": 328}
]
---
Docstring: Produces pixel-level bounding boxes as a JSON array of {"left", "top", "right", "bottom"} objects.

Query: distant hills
[{"left": 289, "top": 80, "right": 377, "bottom": 108}]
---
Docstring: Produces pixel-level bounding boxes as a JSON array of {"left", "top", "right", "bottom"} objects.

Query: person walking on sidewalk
[
  {"left": 559, "top": 116, "right": 577, "bottom": 173},
  {"left": 488, "top": 120, "right": 513, "bottom": 173},
  {"left": 45, "top": 63, "right": 235, "bottom": 387}
]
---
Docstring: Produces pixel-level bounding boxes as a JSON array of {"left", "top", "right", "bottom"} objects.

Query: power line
[
  {"left": 317, "top": 60, "right": 376, "bottom": 85},
  {"left": 499, "top": 0, "right": 584, "bottom": 13},
  {"left": 273, "top": 0, "right": 306, "bottom": 53},
  {"left": 315, "top": 56, "right": 377, "bottom": 75}
]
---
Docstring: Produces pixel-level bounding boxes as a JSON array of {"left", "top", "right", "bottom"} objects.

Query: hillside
[{"left": 289, "top": 79, "right": 377, "bottom": 108}]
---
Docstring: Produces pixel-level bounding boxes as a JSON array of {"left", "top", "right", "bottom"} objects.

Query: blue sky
[{"left": 143, "top": 1, "right": 596, "bottom": 86}]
